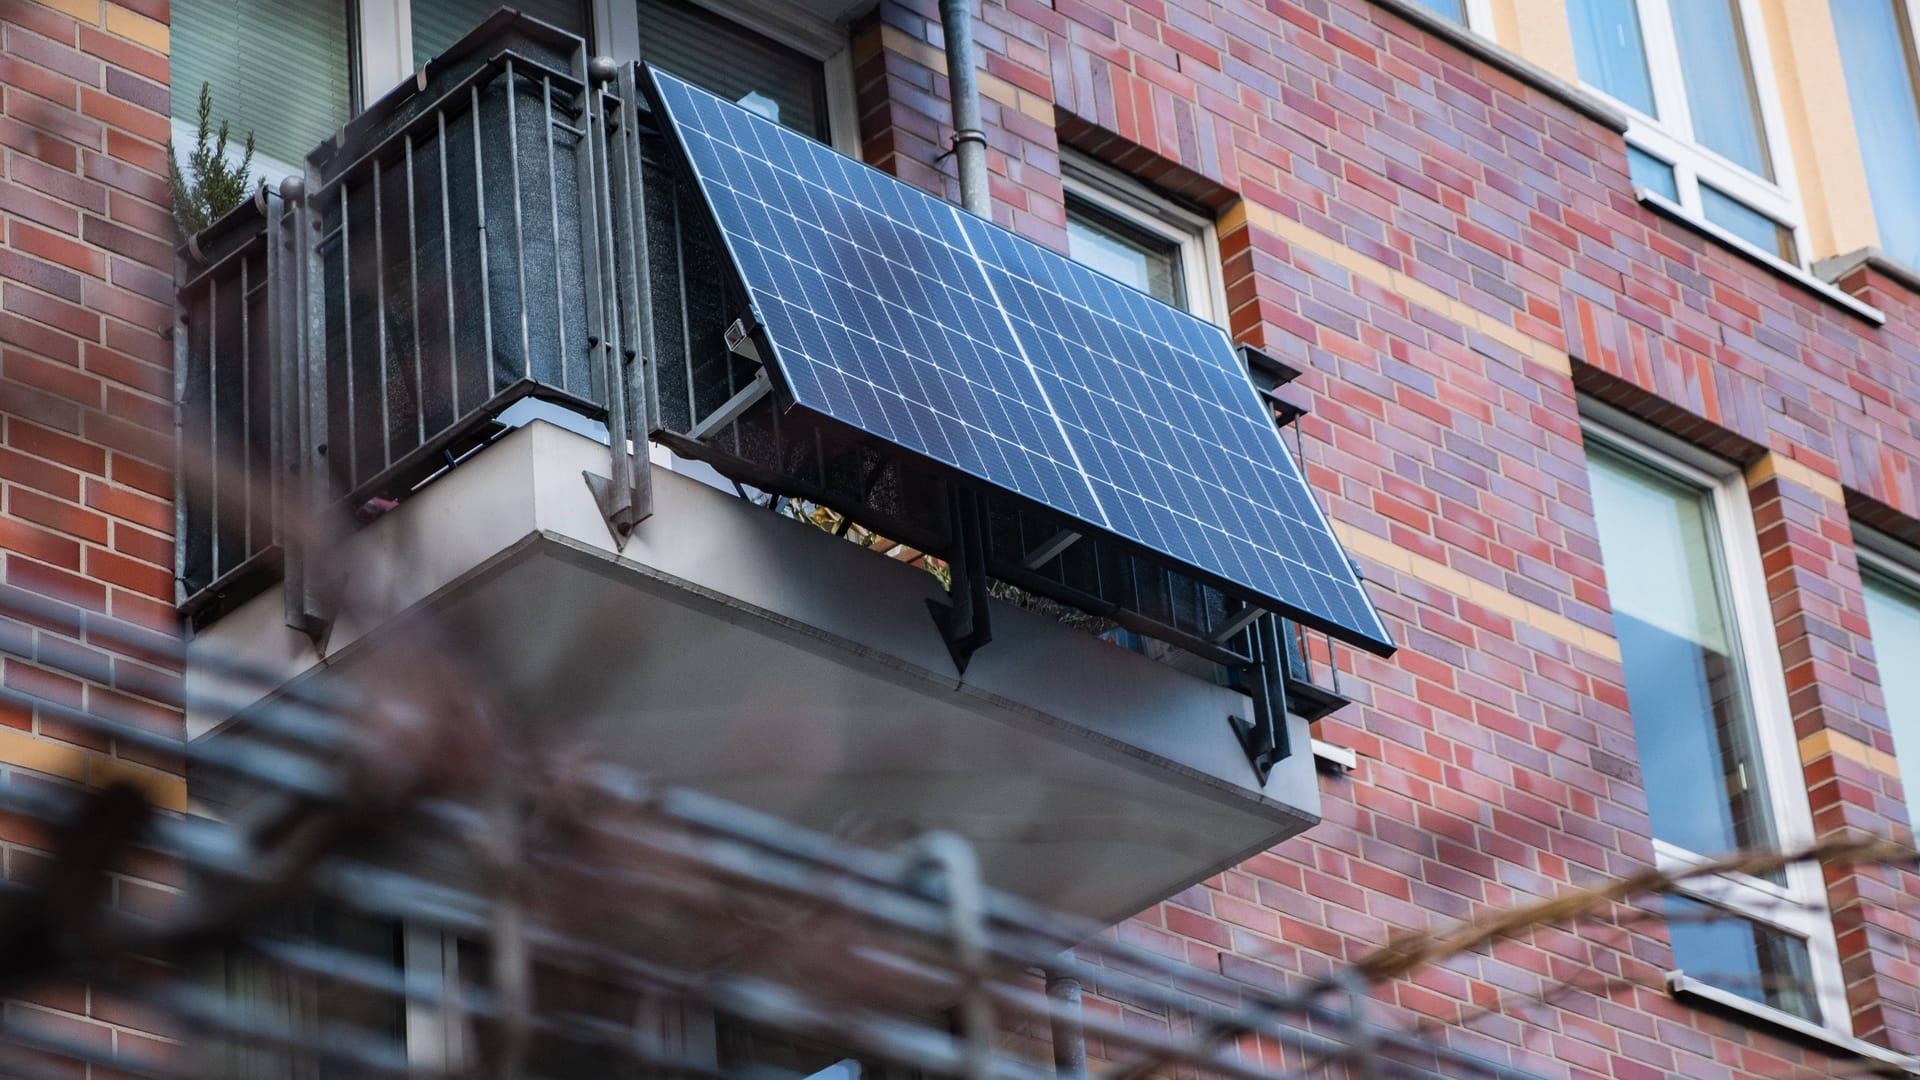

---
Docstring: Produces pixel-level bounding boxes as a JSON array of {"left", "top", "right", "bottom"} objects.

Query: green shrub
[{"left": 167, "top": 82, "right": 257, "bottom": 241}]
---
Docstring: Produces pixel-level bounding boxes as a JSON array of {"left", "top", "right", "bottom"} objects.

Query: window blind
[
  {"left": 169, "top": 0, "right": 354, "bottom": 169},
  {"left": 636, "top": 0, "right": 826, "bottom": 139}
]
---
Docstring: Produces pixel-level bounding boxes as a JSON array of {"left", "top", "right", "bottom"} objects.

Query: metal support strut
[
  {"left": 928, "top": 484, "right": 992, "bottom": 674},
  {"left": 1228, "top": 614, "right": 1292, "bottom": 785}
]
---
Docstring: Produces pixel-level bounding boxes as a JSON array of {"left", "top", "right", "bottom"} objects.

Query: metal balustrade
[
  {"left": 174, "top": 12, "right": 642, "bottom": 627},
  {"left": 174, "top": 187, "right": 297, "bottom": 616}
]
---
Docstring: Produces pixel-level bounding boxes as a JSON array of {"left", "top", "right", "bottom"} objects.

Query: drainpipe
[
  {"left": 939, "top": 0, "right": 990, "bottom": 216},
  {"left": 1045, "top": 970, "right": 1087, "bottom": 1080}
]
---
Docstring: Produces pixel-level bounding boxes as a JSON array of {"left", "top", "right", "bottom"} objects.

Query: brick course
[{"left": 0, "top": 0, "right": 182, "bottom": 1067}]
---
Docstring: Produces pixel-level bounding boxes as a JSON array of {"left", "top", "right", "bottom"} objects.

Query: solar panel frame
[{"left": 644, "top": 66, "right": 1394, "bottom": 656}]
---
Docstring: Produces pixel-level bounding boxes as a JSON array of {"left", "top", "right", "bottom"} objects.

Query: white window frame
[
  {"left": 1580, "top": 408, "right": 1848, "bottom": 1034},
  {"left": 1060, "top": 152, "right": 1229, "bottom": 327},
  {"left": 1855, "top": 531, "right": 1920, "bottom": 794},
  {"left": 1464, "top": 0, "right": 1494, "bottom": 35},
  {"left": 1572, "top": 0, "right": 1806, "bottom": 264}
]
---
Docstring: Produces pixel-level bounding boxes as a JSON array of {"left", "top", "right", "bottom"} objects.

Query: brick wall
[
  {"left": 855, "top": 0, "right": 1920, "bottom": 1074},
  {"left": 0, "top": 0, "right": 181, "bottom": 1071}
]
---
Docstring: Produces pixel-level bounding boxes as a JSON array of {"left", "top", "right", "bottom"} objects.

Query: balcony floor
[{"left": 189, "top": 421, "right": 1320, "bottom": 925}]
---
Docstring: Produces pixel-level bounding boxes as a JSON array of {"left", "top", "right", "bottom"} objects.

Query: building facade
[{"left": 5, "top": 0, "right": 1920, "bottom": 1075}]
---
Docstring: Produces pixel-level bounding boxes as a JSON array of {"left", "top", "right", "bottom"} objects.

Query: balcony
[{"left": 176, "top": 12, "right": 1363, "bottom": 923}]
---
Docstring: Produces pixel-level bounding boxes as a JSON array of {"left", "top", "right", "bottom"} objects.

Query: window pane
[
  {"left": 1587, "top": 446, "right": 1776, "bottom": 857},
  {"left": 1626, "top": 145, "right": 1677, "bottom": 200},
  {"left": 1831, "top": 0, "right": 1920, "bottom": 268},
  {"left": 637, "top": 0, "right": 828, "bottom": 139},
  {"left": 1410, "top": 0, "right": 1466, "bottom": 20},
  {"left": 1863, "top": 569, "right": 1920, "bottom": 812},
  {"left": 1667, "top": 896, "right": 1820, "bottom": 1022},
  {"left": 1566, "top": 0, "right": 1656, "bottom": 116},
  {"left": 170, "top": 0, "right": 353, "bottom": 168},
  {"left": 1668, "top": 0, "right": 1771, "bottom": 177},
  {"left": 414, "top": 0, "right": 591, "bottom": 67},
  {"left": 1065, "top": 200, "right": 1186, "bottom": 308},
  {"left": 1700, "top": 185, "right": 1796, "bottom": 263}
]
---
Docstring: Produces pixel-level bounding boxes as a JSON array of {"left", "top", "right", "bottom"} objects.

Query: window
[
  {"left": 635, "top": 0, "right": 829, "bottom": 140},
  {"left": 1566, "top": 0, "right": 1803, "bottom": 264},
  {"left": 169, "top": 0, "right": 355, "bottom": 171},
  {"left": 170, "top": 0, "right": 854, "bottom": 183},
  {"left": 1399, "top": 0, "right": 1495, "bottom": 33},
  {"left": 1860, "top": 546, "right": 1920, "bottom": 813},
  {"left": 1060, "top": 155, "right": 1225, "bottom": 323},
  {"left": 1830, "top": 0, "right": 1920, "bottom": 269},
  {"left": 1583, "top": 418, "right": 1845, "bottom": 1029}
]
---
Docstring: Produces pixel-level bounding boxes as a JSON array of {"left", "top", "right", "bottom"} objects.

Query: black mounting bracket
[
  {"left": 927, "top": 484, "right": 992, "bottom": 675},
  {"left": 1227, "top": 614, "right": 1292, "bottom": 786}
]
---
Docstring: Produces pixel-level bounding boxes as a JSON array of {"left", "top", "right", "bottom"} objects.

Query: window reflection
[
  {"left": 1065, "top": 200, "right": 1186, "bottom": 309},
  {"left": 1587, "top": 446, "right": 1776, "bottom": 858}
]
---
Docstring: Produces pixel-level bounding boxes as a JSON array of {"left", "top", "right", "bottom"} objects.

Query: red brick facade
[
  {"left": 6, "top": 0, "right": 1920, "bottom": 1075},
  {"left": 854, "top": 0, "right": 1920, "bottom": 1074},
  {"left": 0, "top": 0, "right": 181, "bottom": 1070}
]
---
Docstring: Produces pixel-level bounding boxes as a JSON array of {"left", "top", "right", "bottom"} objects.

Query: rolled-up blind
[
  {"left": 169, "top": 0, "right": 353, "bottom": 169},
  {"left": 412, "top": 0, "right": 591, "bottom": 67},
  {"left": 636, "top": 0, "right": 826, "bottom": 140}
]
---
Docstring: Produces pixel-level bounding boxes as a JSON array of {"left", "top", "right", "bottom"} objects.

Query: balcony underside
[{"left": 189, "top": 422, "right": 1319, "bottom": 925}]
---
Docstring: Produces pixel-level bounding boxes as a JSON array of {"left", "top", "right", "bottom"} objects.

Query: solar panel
[{"left": 647, "top": 67, "right": 1394, "bottom": 656}]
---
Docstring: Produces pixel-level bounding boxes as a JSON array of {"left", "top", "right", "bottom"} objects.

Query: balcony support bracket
[
  {"left": 1228, "top": 615, "right": 1292, "bottom": 786},
  {"left": 928, "top": 485, "right": 992, "bottom": 676}
]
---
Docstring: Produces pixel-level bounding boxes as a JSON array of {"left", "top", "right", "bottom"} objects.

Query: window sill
[
  {"left": 1667, "top": 973, "right": 1919, "bottom": 1075},
  {"left": 1637, "top": 191, "right": 1887, "bottom": 326},
  {"left": 1310, "top": 738, "right": 1358, "bottom": 774}
]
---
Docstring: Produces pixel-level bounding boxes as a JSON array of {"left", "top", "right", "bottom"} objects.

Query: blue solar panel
[{"left": 648, "top": 67, "right": 1394, "bottom": 655}]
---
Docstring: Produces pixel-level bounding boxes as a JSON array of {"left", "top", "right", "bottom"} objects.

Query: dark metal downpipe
[{"left": 940, "top": 0, "right": 990, "bottom": 215}]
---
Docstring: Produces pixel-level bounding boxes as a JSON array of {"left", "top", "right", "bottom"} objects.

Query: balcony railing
[{"left": 173, "top": 11, "right": 1355, "bottom": 748}]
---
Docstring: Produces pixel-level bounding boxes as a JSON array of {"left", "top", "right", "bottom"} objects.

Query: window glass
[
  {"left": 1566, "top": 0, "right": 1656, "bottom": 117},
  {"left": 1667, "top": 0, "right": 1771, "bottom": 178},
  {"left": 1700, "top": 184, "right": 1796, "bottom": 262},
  {"left": 1667, "top": 896, "right": 1819, "bottom": 1021},
  {"left": 1065, "top": 199, "right": 1186, "bottom": 308},
  {"left": 1410, "top": 0, "right": 1466, "bottom": 20},
  {"left": 414, "top": 0, "right": 592, "bottom": 66},
  {"left": 1587, "top": 445, "right": 1776, "bottom": 858},
  {"left": 170, "top": 0, "right": 354, "bottom": 168},
  {"left": 1627, "top": 145, "right": 1677, "bottom": 200},
  {"left": 637, "top": 0, "right": 828, "bottom": 139},
  {"left": 1831, "top": 0, "right": 1920, "bottom": 268},
  {"left": 1863, "top": 568, "right": 1920, "bottom": 811}
]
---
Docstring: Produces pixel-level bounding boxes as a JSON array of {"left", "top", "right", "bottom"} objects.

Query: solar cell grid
[{"left": 648, "top": 67, "right": 1393, "bottom": 654}]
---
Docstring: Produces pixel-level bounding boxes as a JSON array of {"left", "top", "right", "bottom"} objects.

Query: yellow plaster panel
[
  {"left": 1756, "top": 0, "right": 1878, "bottom": 262},
  {"left": 1486, "top": 0, "right": 1579, "bottom": 85}
]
